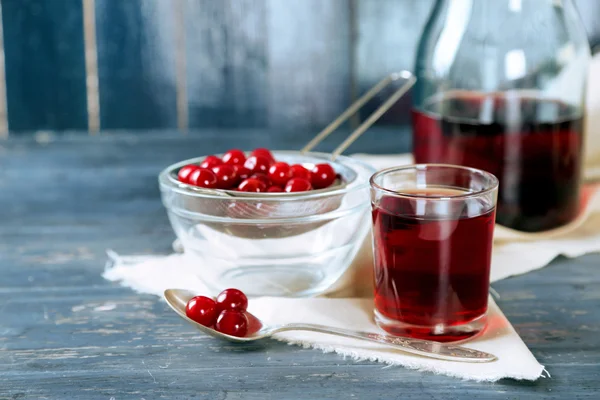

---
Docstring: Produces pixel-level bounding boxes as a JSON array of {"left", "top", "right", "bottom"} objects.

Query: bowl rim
[{"left": 159, "top": 150, "right": 377, "bottom": 201}]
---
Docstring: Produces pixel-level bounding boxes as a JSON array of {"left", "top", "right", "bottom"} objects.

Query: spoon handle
[{"left": 273, "top": 324, "right": 497, "bottom": 363}]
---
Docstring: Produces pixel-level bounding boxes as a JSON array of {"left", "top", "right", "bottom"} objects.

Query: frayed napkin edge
[{"left": 274, "top": 336, "right": 547, "bottom": 383}]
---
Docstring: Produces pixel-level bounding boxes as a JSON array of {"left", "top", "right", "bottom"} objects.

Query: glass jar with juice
[{"left": 412, "top": 0, "right": 591, "bottom": 231}]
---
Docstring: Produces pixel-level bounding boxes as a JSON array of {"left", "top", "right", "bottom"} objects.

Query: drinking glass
[{"left": 370, "top": 164, "right": 499, "bottom": 341}]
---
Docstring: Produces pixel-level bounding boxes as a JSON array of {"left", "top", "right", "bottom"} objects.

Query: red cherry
[
  {"left": 189, "top": 168, "right": 218, "bottom": 188},
  {"left": 237, "top": 178, "right": 267, "bottom": 192},
  {"left": 268, "top": 162, "right": 292, "bottom": 186},
  {"left": 216, "top": 288, "right": 248, "bottom": 312},
  {"left": 250, "top": 148, "right": 275, "bottom": 162},
  {"left": 186, "top": 296, "right": 218, "bottom": 327},
  {"left": 285, "top": 178, "right": 313, "bottom": 192},
  {"left": 178, "top": 164, "right": 199, "bottom": 183},
  {"left": 212, "top": 164, "right": 238, "bottom": 189},
  {"left": 200, "top": 155, "right": 223, "bottom": 169},
  {"left": 215, "top": 310, "right": 248, "bottom": 337},
  {"left": 222, "top": 149, "right": 246, "bottom": 166},
  {"left": 290, "top": 164, "right": 311, "bottom": 181},
  {"left": 244, "top": 155, "right": 272, "bottom": 174},
  {"left": 267, "top": 186, "right": 283, "bottom": 193},
  {"left": 250, "top": 173, "right": 272, "bottom": 187},
  {"left": 311, "top": 163, "right": 336, "bottom": 189},
  {"left": 233, "top": 165, "right": 251, "bottom": 181}
]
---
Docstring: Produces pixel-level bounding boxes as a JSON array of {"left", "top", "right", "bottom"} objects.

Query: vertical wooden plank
[
  {"left": 0, "top": 2, "right": 8, "bottom": 137},
  {"left": 1, "top": 0, "right": 88, "bottom": 132},
  {"left": 355, "top": 0, "right": 433, "bottom": 124},
  {"left": 266, "top": 0, "right": 352, "bottom": 131},
  {"left": 82, "top": 0, "right": 100, "bottom": 133},
  {"left": 95, "top": 0, "right": 177, "bottom": 130},
  {"left": 356, "top": 0, "right": 433, "bottom": 83},
  {"left": 349, "top": 0, "right": 360, "bottom": 129},
  {"left": 185, "top": 0, "right": 268, "bottom": 128},
  {"left": 173, "top": 0, "right": 188, "bottom": 132},
  {"left": 185, "top": 0, "right": 352, "bottom": 133}
]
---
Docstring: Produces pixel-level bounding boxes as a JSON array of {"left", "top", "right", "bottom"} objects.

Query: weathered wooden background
[{"left": 1, "top": 0, "right": 599, "bottom": 135}]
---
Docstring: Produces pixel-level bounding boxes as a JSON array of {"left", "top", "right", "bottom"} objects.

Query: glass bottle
[{"left": 412, "top": 0, "right": 591, "bottom": 232}]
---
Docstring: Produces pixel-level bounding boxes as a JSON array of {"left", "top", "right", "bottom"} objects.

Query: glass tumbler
[{"left": 370, "top": 164, "right": 499, "bottom": 342}]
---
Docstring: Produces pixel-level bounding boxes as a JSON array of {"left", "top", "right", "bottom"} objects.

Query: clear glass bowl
[{"left": 159, "top": 151, "right": 375, "bottom": 297}]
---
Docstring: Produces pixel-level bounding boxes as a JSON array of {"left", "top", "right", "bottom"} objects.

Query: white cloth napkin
[
  {"left": 103, "top": 154, "right": 600, "bottom": 382},
  {"left": 103, "top": 252, "right": 544, "bottom": 382}
]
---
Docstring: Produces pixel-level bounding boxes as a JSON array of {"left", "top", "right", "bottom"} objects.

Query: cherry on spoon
[{"left": 164, "top": 289, "right": 497, "bottom": 363}]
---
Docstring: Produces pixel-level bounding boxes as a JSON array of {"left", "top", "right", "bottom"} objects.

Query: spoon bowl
[
  {"left": 164, "top": 289, "right": 497, "bottom": 363},
  {"left": 164, "top": 288, "right": 264, "bottom": 342}
]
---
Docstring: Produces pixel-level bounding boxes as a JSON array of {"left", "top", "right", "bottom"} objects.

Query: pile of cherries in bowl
[
  {"left": 186, "top": 288, "right": 251, "bottom": 337},
  {"left": 177, "top": 148, "right": 338, "bottom": 193}
]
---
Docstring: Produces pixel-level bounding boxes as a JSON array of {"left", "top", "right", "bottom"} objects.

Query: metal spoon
[{"left": 164, "top": 289, "right": 497, "bottom": 363}]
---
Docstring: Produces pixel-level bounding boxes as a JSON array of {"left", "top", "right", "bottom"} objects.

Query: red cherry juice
[
  {"left": 412, "top": 93, "right": 583, "bottom": 232},
  {"left": 372, "top": 188, "right": 495, "bottom": 341}
]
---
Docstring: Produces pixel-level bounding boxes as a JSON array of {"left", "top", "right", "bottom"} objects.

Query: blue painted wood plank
[
  {"left": 0, "top": 132, "right": 600, "bottom": 398},
  {"left": 354, "top": 0, "right": 433, "bottom": 126},
  {"left": 1, "top": 0, "right": 88, "bottom": 132},
  {"left": 265, "top": 0, "right": 352, "bottom": 131},
  {"left": 95, "top": 0, "right": 177, "bottom": 129},
  {"left": 185, "top": 0, "right": 352, "bottom": 133},
  {"left": 184, "top": 0, "right": 268, "bottom": 129}
]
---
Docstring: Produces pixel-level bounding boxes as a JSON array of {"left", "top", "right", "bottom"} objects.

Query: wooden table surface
[{"left": 1, "top": 131, "right": 599, "bottom": 399}]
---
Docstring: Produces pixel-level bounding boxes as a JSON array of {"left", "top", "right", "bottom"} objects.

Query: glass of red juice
[{"left": 370, "top": 164, "right": 499, "bottom": 342}]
